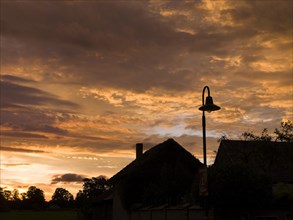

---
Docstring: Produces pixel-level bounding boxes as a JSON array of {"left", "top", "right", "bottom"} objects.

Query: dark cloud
[
  {"left": 2, "top": 1, "right": 291, "bottom": 93},
  {"left": 0, "top": 1, "right": 210, "bottom": 91},
  {"left": 1, "top": 109, "right": 69, "bottom": 136},
  {"left": 51, "top": 173, "right": 86, "bottom": 184},
  {"left": 230, "top": 0, "right": 292, "bottom": 36},
  {"left": 1, "top": 1, "right": 177, "bottom": 50},
  {"left": 1, "top": 80, "right": 79, "bottom": 109},
  {"left": 0, "top": 0, "right": 291, "bottom": 157},
  {"left": 1, "top": 131, "right": 48, "bottom": 139},
  {"left": 0, "top": 146, "right": 46, "bottom": 153},
  {"left": 1, "top": 75, "right": 36, "bottom": 83},
  {"left": 0, "top": 78, "right": 77, "bottom": 137},
  {"left": 72, "top": 134, "right": 105, "bottom": 141}
]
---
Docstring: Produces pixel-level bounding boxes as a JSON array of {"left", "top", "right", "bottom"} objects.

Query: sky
[{"left": 0, "top": 0, "right": 292, "bottom": 200}]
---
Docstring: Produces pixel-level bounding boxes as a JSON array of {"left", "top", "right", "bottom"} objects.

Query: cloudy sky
[{"left": 1, "top": 0, "right": 292, "bottom": 200}]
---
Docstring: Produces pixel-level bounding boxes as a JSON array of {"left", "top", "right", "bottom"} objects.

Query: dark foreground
[{"left": 0, "top": 210, "right": 78, "bottom": 220}]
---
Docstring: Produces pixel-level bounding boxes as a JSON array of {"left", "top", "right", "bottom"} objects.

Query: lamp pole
[
  {"left": 199, "top": 86, "right": 220, "bottom": 220},
  {"left": 202, "top": 110, "right": 207, "bottom": 165}
]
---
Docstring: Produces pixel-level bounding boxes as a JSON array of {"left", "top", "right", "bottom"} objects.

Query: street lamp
[
  {"left": 198, "top": 85, "right": 220, "bottom": 220},
  {"left": 199, "top": 86, "right": 220, "bottom": 165}
]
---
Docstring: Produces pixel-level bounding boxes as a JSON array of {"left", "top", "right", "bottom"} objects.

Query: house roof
[
  {"left": 213, "top": 140, "right": 293, "bottom": 183},
  {"left": 109, "top": 138, "right": 202, "bottom": 184},
  {"left": 108, "top": 138, "right": 203, "bottom": 208}
]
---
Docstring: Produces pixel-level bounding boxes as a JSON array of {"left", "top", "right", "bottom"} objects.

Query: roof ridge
[{"left": 109, "top": 138, "right": 199, "bottom": 183}]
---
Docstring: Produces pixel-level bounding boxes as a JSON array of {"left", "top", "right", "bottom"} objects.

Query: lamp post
[{"left": 199, "top": 85, "right": 220, "bottom": 220}]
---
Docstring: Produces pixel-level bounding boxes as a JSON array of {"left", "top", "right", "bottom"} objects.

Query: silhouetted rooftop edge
[
  {"left": 109, "top": 138, "right": 202, "bottom": 184},
  {"left": 214, "top": 140, "right": 293, "bottom": 183}
]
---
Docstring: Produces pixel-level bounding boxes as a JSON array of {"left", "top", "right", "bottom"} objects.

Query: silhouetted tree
[
  {"left": 241, "top": 128, "right": 272, "bottom": 141},
  {"left": 75, "top": 190, "right": 86, "bottom": 208},
  {"left": 274, "top": 120, "right": 293, "bottom": 142},
  {"left": 0, "top": 188, "right": 22, "bottom": 210},
  {"left": 51, "top": 187, "right": 74, "bottom": 208},
  {"left": 241, "top": 120, "right": 293, "bottom": 142},
  {"left": 76, "top": 176, "right": 110, "bottom": 204},
  {"left": 12, "top": 189, "right": 20, "bottom": 201},
  {"left": 81, "top": 176, "right": 110, "bottom": 200},
  {"left": 3, "top": 190, "right": 13, "bottom": 201},
  {"left": 217, "top": 135, "right": 229, "bottom": 142},
  {"left": 10, "top": 189, "right": 22, "bottom": 209},
  {"left": 26, "top": 186, "right": 46, "bottom": 209},
  {"left": 0, "top": 188, "right": 9, "bottom": 211},
  {"left": 21, "top": 192, "right": 28, "bottom": 200},
  {"left": 0, "top": 188, "right": 5, "bottom": 201},
  {"left": 76, "top": 176, "right": 110, "bottom": 220}
]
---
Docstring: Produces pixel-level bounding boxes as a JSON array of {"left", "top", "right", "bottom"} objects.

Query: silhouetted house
[
  {"left": 214, "top": 140, "right": 293, "bottom": 183},
  {"left": 92, "top": 139, "right": 204, "bottom": 220},
  {"left": 212, "top": 140, "right": 293, "bottom": 220},
  {"left": 92, "top": 189, "right": 113, "bottom": 220}
]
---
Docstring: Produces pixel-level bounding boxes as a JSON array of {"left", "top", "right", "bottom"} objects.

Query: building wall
[
  {"left": 151, "top": 210, "right": 166, "bottom": 220},
  {"left": 92, "top": 201, "right": 113, "bottom": 220},
  {"left": 140, "top": 211, "right": 151, "bottom": 220},
  {"left": 112, "top": 190, "right": 130, "bottom": 220},
  {"left": 166, "top": 209, "right": 187, "bottom": 220},
  {"left": 130, "top": 208, "right": 204, "bottom": 220},
  {"left": 188, "top": 209, "right": 205, "bottom": 220},
  {"left": 214, "top": 209, "right": 292, "bottom": 220}
]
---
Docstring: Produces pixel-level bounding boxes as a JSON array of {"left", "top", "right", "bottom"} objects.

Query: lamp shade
[{"left": 199, "top": 96, "right": 221, "bottom": 112}]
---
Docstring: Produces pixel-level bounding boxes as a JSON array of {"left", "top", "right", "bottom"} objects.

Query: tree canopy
[
  {"left": 75, "top": 175, "right": 110, "bottom": 204},
  {"left": 26, "top": 186, "right": 46, "bottom": 209},
  {"left": 241, "top": 120, "right": 293, "bottom": 142},
  {"left": 51, "top": 187, "right": 74, "bottom": 208}
]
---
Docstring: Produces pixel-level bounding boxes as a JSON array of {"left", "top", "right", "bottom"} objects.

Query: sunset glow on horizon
[{"left": 1, "top": 0, "right": 292, "bottom": 200}]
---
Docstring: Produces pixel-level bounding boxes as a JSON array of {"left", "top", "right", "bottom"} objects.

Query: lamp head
[{"left": 199, "top": 96, "right": 221, "bottom": 112}]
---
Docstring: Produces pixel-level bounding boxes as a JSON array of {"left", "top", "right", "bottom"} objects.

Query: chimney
[{"left": 136, "top": 143, "right": 143, "bottom": 159}]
